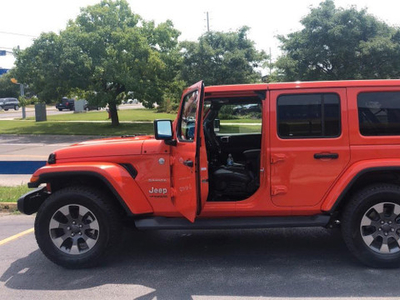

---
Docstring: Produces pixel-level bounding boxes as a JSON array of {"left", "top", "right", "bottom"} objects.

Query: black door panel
[{"left": 217, "top": 134, "right": 261, "bottom": 163}]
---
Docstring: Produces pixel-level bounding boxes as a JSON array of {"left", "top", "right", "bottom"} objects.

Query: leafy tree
[
  {"left": 0, "top": 71, "right": 19, "bottom": 98},
  {"left": 180, "top": 26, "right": 268, "bottom": 86},
  {"left": 14, "top": 33, "right": 66, "bottom": 102},
  {"left": 275, "top": 0, "right": 400, "bottom": 81},
  {"left": 15, "top": 0, "right": 181, "bottom": 126}
]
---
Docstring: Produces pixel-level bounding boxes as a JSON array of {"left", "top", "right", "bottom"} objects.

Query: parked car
[
  {"left": 18, "top": 79, "right": 400, "bottom": 269},
  {"left": 84, "top": 100, "right": 101, "bottom": 111},
  {"left": 0, "top": 97, "right": 19, "bottom": 111},
  {"left": 233, "top": 103, "right": 260, "bottom": 115},
  {"left": 55, "top": 97, "right": 74, "bottom": 111}
]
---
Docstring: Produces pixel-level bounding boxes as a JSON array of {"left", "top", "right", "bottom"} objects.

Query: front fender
[
  {"left": 30, "top": 162, "right": 153, "bottom": 215},
  {"left": 321, "top": 159, "right": 400, "bottom": 212}
]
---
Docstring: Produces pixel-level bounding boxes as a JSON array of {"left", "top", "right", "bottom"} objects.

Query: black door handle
[
  {"left": 314, "top": 153, "right": 339, "bottom": 159},
  {"left": 183, "top": 160, "right": 194, "bottom": 167}
]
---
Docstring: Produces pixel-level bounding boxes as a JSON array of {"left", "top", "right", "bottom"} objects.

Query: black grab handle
[{"left": 314, "top": 153, "right": 339, "bottom": 159}]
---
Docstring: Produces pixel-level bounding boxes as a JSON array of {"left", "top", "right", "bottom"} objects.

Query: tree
[
  {"left": 275, "top": 0, "right": 400, "bottom": 81},
  {"left": 14, "top": 33, "right": 67, "bottom": 102},
  {"left": 0, "top": 71, "right": 19, "bottom": 98},
  {"left": 15, "top": 0, "right": 181, "bottom": 126},
  {"left": 180, "top": 26, "right": 268, "bottom": 86}
]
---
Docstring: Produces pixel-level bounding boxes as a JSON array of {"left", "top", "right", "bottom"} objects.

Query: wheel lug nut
[
  {"left": 67, "top": 227, "right": 71, "bottom": 230},
  {"left": 71, "top": 233, "right": 75, "bottom": 237},
  {"left": 72, "top": 221, "right": 76, "bottom": 225},
  {"left": 391, "top": 228, "right": 395, "bottom": 232},
  {"left": 385, "top": 233, "right": 388, "bottom": 236},
  {"left": 389, "top": 221, "right": 392, "bottom": 224},
  {"left": 381, "top": 221, "right": 385, "bottom": 224},
  {"left": 79, "top": 224, "right": 83, "bottom": 228},
  {"left": 379, "top": 228, "right": 382, "bottom": 231},
  {"left": 79, "top": 232, "right": 82, "bottom": 235}
]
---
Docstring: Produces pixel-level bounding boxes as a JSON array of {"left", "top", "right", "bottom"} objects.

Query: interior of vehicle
[{"left": 203, "top": 96, "right": 263, "bottom": 202}]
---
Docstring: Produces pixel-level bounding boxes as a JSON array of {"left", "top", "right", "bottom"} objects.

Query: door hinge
[
  {"left": 271, "top": 185, "right": 288, "bottom": 196},
  {"left": 170, "top": 187, "right": 177, "bottom": 198}
]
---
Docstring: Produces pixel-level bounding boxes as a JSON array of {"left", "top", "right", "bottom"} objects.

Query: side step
[{"left": 134, "top": 215, "right": 331, "bottom": 230}]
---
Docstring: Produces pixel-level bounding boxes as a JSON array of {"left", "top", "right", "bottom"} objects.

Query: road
[
  {"left": 0, "top": 106, "right": 73, "bottom": 119},
  {"left": 1, "top": 134, "right": 400, "bottom": 299},
  {"left": 0, "top": 213, "right": 399, "bottom": 299}
]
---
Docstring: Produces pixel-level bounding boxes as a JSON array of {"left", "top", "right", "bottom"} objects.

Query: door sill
[{"left": 134, "top": 215, "right": 330, "bottom": 230}]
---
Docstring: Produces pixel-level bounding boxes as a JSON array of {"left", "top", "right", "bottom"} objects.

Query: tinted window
[
  {"left": 278, "top": 93, "right": 340, "bottom": 138},
  {"left": 358, "top": 92, "right": 400, "bottom": 136}
]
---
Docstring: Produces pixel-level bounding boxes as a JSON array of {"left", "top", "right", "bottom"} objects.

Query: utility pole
[
  {"left": 206, "top": 12, "right": 210, "bottom": 32},
  {"left": 269, "top": 47, "right": 272, "bottom": 76},
  {"left": 11, "top": 77, "right": 26, "bottom": 119}
]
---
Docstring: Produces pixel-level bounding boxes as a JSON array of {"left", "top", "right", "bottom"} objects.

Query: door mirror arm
[{"left": 164, "top": 139, "right": 177, "bottom": 146}]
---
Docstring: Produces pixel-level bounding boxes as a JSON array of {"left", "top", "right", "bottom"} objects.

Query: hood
[{"left": 54, "top": 135, "right": 154, "bottom": 161}]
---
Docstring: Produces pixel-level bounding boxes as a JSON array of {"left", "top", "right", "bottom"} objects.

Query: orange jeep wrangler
[{"left": 18, "top": 80, "right": 400, "bottom": 268}]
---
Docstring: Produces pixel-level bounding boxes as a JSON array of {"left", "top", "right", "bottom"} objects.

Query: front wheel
[
  {"left": 35, "top": 186, "right": 122, "bottom": 268},
  {"left": 342, "top": 184, "right": 400, "bottom": 268},
  {"left": 14, "top": 105, "right": 19, "bottom": 110}
]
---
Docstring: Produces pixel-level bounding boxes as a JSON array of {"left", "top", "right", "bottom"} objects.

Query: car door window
[{"left": 178, "top": 91, "right": 199, "bottom": 141}]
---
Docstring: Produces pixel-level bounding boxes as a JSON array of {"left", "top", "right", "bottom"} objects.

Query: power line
[{"left": 0, "top": 31, "right": 37, "bottom": 38}]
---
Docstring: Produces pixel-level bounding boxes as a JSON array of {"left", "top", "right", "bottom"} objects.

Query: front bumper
[{"left": 17, "top": 187, "right": 50, "bottom": 215}]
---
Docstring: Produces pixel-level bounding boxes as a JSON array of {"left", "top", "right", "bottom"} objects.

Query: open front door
[{"left": 171, "top": 81, "right": 209, "bottom": 222}]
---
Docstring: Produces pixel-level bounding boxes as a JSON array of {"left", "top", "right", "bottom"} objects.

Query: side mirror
[{"left": 154, "top": 119, "right": 173, "bottom": 140}]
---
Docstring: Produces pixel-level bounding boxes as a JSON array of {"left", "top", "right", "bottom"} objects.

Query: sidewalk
[
  {"left": 0, "top": 134, "right": 99, "bottom": 186},
  {"left": 0, "top": 175, "right": 31, "bottom": 187}
]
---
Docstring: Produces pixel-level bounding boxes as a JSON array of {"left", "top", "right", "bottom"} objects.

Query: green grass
[
  {"left": 219, "top": 125, "right": 262, "bottom": 134},
  {"left": 220, "top": 119, "right": 262, "bottom": 124},
  {"left": 24, "top": 108, "right": 258, "bottom": 123},
  {"left": 0, "top": 185, "right": 30, "bottom": 202},
  {"left": 26, "top": 109, "right": 176, "bottom": 122},
  {"left": 1, "top": 106, "right": 262, "bottom": 136},
  {"left": 0, "top": 120, "right": 154, "bottom": 136}
]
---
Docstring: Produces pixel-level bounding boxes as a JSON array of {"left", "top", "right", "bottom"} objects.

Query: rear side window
[
  {"left": 277, "top": 93, "right": 341, "bottom": 138},
  {"left": 358, "top": 92, "right": 400, "bottom": 136}
]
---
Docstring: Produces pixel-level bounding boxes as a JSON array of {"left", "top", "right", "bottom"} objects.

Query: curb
[{"left": 0, "top": 202, "right": 18, "bottom": 213}]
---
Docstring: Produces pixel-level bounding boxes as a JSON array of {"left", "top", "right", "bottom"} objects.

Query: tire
[
  {"left": 342, "top": 184, "right": 400, "bottom": 268},
  {"left": 58, "top": 108, "right": 63, "bottom": 111},
  {"left": 4, "top": 108, "right": 8, "bottom": 111},
  {"left": 14, "top": 105, "right": 19, "bottom": 110},
  {"left": 35, "top": 186, "right": 122, "bottom": 268}
]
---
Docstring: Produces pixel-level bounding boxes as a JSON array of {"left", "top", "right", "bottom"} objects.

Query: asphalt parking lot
[{"left": 1, "top": 213, "right": 400, "bottom": 300}]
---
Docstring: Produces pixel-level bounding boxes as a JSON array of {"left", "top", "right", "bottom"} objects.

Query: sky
[{"left": 1, "top": 0, "right": 400, "bottom": 69}]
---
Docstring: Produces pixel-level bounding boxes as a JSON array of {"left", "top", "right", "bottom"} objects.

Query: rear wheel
[
  {"left": 35, "top": 186, "right": 122, "bottom": 268},
  {"left": 342, "top": 184, "right": 400, "bottom": 268}
]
